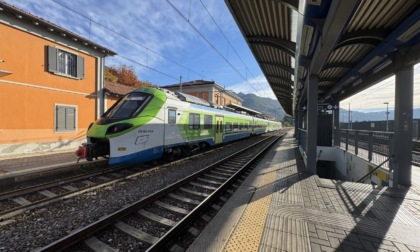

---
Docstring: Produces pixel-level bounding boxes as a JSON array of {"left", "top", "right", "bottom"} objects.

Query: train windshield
[{"left": 103, "top": 92, "right": 152, "bottom": 120}]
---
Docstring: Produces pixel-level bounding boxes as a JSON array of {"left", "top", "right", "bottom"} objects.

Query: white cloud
[{"left": 228, "top": 74, "right": 277, "bottom": 100}]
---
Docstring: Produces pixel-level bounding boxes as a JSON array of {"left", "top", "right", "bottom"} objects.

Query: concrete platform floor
[{"left": 188, "top": 131, "right": 420, "bottom": 252}]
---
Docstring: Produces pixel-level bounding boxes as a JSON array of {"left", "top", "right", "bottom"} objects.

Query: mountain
[
  {"left": 236, "top": 92, "right": 286, "bottom": 120},
  {"left": 340, "top": 108, "right": 420, "bottom": 122}
]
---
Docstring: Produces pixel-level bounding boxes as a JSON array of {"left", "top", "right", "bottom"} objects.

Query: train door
[
  {"left": 215, "top": 116, "right": 224, "bottom": 144},
  {"left": 164, "top": 107, "right": 181, "bottom": 146}
]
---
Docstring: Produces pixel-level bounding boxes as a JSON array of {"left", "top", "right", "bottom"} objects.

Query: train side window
[
  {"left": 204, "top": 115, "right": 212, "bottom": 129},
  {"left": 225, "top": 122, "right": 232, "bottom": 133},
  {"left": 189, "top": 113, "right": 200, "bottom": 130},
  {"left": 233, "top": 122, "right": 238, "bottom": 132},
  {"left": 239, "top": 123, "right": 243, "bottom": 131},
  {"left": 168, "top": 109, "right": 176, "bottom": 125}
]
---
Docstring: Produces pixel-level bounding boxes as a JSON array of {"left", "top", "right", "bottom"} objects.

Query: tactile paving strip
[{"left": 222, "top": 160, "right": 278, "bottom": 251}]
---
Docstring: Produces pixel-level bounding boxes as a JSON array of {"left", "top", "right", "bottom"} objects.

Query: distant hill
[
  {"left": 236, "top": 92, "right": 286, "bottom": 120},
  {"left": 340, "top": 108, "right": 420, "bottom": 122}
]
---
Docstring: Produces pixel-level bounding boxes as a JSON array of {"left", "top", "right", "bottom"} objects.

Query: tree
[
  {"left": 105, "top": 65, "right": 155, "bottom": 88},
  {"left": 104, "top": 67, "right": 118, "bottom": 83}
]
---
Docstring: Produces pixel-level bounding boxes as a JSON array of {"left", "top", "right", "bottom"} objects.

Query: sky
[
  {"left": 3, "top": 0, "right": 419, "bottom": 115},
  {"left": 3, "top": 0, "right": 279, "bottom": 101},
  {"left": 340, "top": 63, "right": 420, "bottom": 113}
]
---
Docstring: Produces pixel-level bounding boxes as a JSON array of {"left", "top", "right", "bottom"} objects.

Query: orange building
[
  {"left": 161, "top": 80, "right": 243, "bottom": 106},
  {"left": 0, "top": 2, "right": 116, "bottom": 157}
]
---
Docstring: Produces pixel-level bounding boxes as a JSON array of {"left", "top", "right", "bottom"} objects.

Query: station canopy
[{"left": 225, "top": 0, "right": 420, "bottom": 116}]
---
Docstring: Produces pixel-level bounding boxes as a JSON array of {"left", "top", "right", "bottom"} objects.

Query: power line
[
  {"left": 51, "top": 0, "right": 205, "bottom": 81},
  {"left": 166, "top": 0, "right": 264, "bottom": 97},
  {"left": 116, "top": 55, "right": 179, "bottom": 81},
  {"left": 198, "top": 0, "right": 274, "bottom": 100}
]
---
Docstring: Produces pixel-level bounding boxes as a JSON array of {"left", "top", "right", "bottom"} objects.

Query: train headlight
[{"left": 106, "top": 123, "right": 133, "bottom": 135}]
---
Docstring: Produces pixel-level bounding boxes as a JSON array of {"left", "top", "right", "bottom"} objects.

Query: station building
[
  {"left": 161, "top": 80, "right": 243, "bottom": 107},
  {"left": 0, "top": 2, "right": 116, "bottom": 157}
]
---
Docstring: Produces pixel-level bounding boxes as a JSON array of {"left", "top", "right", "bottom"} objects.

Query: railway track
[
  {"left": 0, "top": 141, "right": 225, "bottom": 221},
  {"left": 35, "top": 133, "right": 283, "bottom": 252},
  {"left": 0, "top": 163, "right": 143, "bottom": 220},
  {"left": 0, "top": 133, "right": 279, "bottom": 222}
]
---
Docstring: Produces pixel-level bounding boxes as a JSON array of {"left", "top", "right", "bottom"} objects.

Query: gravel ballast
[{"left": 0, "top": 135, "right": 271, "bottom": 252}]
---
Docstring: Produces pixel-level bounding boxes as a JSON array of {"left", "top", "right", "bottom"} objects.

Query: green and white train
[{"left": 76, "top": 87, "right": 282, "bottom": 166}]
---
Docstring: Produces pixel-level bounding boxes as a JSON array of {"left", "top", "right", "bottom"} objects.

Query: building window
[
  {"left": 189, "top": 113, "right": 200, "bottom": 130},
  {"left": 48, "top": 46, "right": 84, "bottom": 79},
  {"left": 55, "top": 104, "right": 77, "bottom": 132},
  {"left": 204, "top": 115, "right": 212, "bottom": 129},
  {"left": 168, "top": 109, "right": 176, "bottom": 124},
  {"left": 58, "top": 50, "right": 77, "bottom": 76}
]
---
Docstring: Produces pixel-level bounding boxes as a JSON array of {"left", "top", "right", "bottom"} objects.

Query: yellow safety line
[{"left": 223, "top": 163, "right": 278, "bottom": 251}]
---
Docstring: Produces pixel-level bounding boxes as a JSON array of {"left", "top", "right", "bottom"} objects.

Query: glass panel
[{"left": 103, "top": 92, "right": 151, "bottom": 119}]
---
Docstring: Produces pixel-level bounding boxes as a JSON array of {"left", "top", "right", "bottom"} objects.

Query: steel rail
[
  {"left": 36, "top": 134, "right": 283, "bottom": 252},
  {"left": 147, "top": 134, "right": 284, "bottom": 251}
]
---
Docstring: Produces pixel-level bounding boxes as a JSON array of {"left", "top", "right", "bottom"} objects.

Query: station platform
[
  {"left": 1, "top": 132, "right": 420, "bottom": 251},
  {"left": 189, "top": 131, "right": 420, "bottom": 252},
  {"left": 0, "top": 150, "right": 88, "bottom": 186}
]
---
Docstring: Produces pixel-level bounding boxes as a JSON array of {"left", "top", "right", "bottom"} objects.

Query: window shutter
[
  {"left": 48, "top": 46, "right": 58, "bottom": 73},
  {"left": 66, "top": 107, "right": 76, "bottom": 130},
  {"left": 56, "top": 106, "right": 66, "bottom": 131},
  {"left": 76, "top": 56, "right": 84, "bottom": 79}
]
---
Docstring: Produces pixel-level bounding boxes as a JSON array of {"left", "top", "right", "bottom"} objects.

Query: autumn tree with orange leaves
[{"left": 105, "top": 65, "right": 154, "bottom": 88}]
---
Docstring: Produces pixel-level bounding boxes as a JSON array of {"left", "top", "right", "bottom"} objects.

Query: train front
[{"left": 76, "top": 87, "right": 166, "bottom": 166}]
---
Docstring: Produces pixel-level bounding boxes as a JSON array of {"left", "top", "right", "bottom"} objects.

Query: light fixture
[
  {"left": 397, "top": 20, "right": 420, "bottom": 42},
  {"left": 358, "top": 56, "right": 383, "bottom": 74},
  {"left": 33, "top": 21, "right": 39, "bottom": 25},
  {"left": 300, "top": 25, "right": 314, "bottom": 56},
  {"left": 352, "top": 79, "right": 362, "bottom": 87},
  {"left": 48, "top": 27, "right": 54, "bottom": 32},
  {"left": 16, "top": 14, "right": 22, "bottom": 19}
]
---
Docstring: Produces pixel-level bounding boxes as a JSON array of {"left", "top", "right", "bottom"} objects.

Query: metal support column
[
  {"left": 96, "top": 57, "right": 105, "bottom": 119},
  {"left": 306, "top": 75, "right": 318, "bottom": 174},
  {"left": 333, "top": 105, "right": 340, "bottom": 147},
  {"left": 297, "top": 108, "right": 303, "bottom": 143},
  {"left": 393, "top": 64, "right": 413, "bottom": 187}
]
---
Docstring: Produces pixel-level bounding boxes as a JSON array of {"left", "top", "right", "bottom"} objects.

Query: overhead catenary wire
[
  {"left": 51, "top": 0, "right": 205, "bottom": 81},
  {"left": 166, "top": 0, "right": 265, "bottom": 98},
  {"left": 198, "top": 0, "right": 268, "bottom": 97}
]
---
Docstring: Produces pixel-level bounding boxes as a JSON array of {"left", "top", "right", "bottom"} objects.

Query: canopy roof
[{"left": 226, "top": 0, "right": 420, "bottom": 115}]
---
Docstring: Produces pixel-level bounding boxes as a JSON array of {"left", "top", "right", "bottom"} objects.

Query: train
[{"left": 76, "top": 87, "right": 282, "bottom": 166}]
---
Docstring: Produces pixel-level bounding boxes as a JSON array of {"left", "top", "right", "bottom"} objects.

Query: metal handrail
[{"left": 357, "top": 154, "right": 395, "bottom": 183}]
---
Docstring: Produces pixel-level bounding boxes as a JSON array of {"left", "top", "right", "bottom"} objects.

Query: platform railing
[
  {"left": 339, "top": 129, "right": 394, "bottom": 168},
  {"left": 357, "top": 154, "right": 395, "bottom": 183}
]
